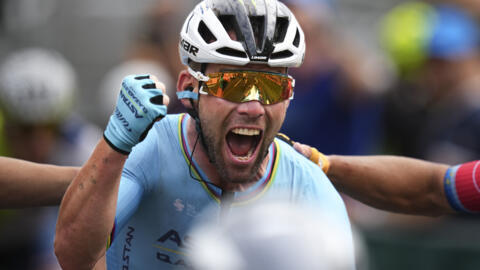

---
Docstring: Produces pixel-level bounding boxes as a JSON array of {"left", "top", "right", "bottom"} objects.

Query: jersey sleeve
[
  {"left": 277, "top": 140, "right": 356, "bottom": 269},
  {"left": 108, "top": 124, "right": 162, "bottom": 246},
  {"left": 300, "top": 163, "right": 353, "bottom": 236},
  {"left": 303, "top": 166, "right": 356, "bottom": 270},
  {"left": 108, "top": 173, "right": 143, "bottom": 248}
]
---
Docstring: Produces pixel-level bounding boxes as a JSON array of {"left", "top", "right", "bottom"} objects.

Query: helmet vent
[
  {"left": 249, "top": 16, "right": 266, "bottom": 49},
  {"left": 293, "top": 29, "right": 300, "bottom": 48},
  {"left": 273, "top": 17, "right": 289, "bottom": 43},
  {"left": 271, "top": 50, "right": 293, "bottom": 60},
  {"left": 218, "top": 15, "right": 245, "bottom": 42},
  {"left": 216, "top": 47, "right": 248, "bottom": 58},
  {"left": 198, "top": 20, "right": 217, "bottom": 44}
]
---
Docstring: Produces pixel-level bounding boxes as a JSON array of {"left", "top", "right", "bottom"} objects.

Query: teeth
[{"left": 231, "top": 128, "right": 260, "bottom": 136}]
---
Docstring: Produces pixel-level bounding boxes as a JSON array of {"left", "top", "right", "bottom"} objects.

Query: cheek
[
  {"left": 202, "top": 96, "right": 224, "bottom": 112},
  {"left": 267, "top": 102, "right": 289, "bottom": 129},
  {"left": 198, "top": 97, "right": 229, "bottom": 129}
]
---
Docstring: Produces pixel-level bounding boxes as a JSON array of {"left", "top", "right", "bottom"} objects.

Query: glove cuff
[
  {"left": 103, "top": 116, "right": 134, "bottom": 154},
  {"left": 103, "top": 133, "right": 130, "bottom": 155}
]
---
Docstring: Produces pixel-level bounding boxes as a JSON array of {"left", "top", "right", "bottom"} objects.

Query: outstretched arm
[
  {"left": 0, "top": 156, "right": 78, "bottom": 208},
  {"left": 327, "top": 155, "right": 452, "bottom": 216},
  {"left": 55, "top": 74, "right": 168, "bottom": 269},
  {"left": 293, "top": 142, "right": 456, "bottom": 216}
]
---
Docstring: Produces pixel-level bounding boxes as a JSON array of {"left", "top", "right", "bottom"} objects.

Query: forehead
[{"left": 205, "top": 64, "right": 287, "bottom": 74}]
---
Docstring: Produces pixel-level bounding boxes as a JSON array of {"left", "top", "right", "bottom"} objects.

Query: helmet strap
[
  {"left": 183, "top": 64, "right": 215, "bottom": 164},
  {"left": 192, "top": 102, "right": 214, "bottom": 164}
]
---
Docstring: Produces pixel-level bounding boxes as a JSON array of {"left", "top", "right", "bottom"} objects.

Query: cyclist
[
  {"left": 0, "top": 48, "right": 101, "bottom": 166},
  {"left": 54, "top": 1, "right": 354, "bottom": 269},
  {"left": 0, "top": 48, "right": 102, "bottom": 269}
]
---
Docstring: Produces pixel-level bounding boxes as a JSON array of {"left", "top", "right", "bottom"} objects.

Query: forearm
[
  {"left": 328, "top": 155, "right": 454, "bottom": 216},
  {"left": 0, "top": 157, "right": 78, "bottom": 208},
  {"left": 55, "top": 138, "right": 127, "bottom": 269}
]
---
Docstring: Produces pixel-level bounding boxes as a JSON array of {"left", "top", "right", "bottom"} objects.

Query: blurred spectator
[
  {"left": 280, "top": 0, "right": 389, "bottom": 156},
  {"left": 381, "top": 1, "right": 480, "bottom": 164},
  {"left": 352, "top": 2, "right": 480, "bottom": 269},
  {"left": 0, "top": 48, "right": 101, "bottom": 270}
]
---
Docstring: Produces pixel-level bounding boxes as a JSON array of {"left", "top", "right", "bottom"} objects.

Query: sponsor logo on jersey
[
  {"left": 154, "top": 229, "right": 191, "bottom": 267},
  {"left": 122, "top": 226, "right": 135, "bottom": 269}
]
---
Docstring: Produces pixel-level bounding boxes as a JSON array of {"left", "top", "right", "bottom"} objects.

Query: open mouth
[{"left": 226, "top": 127, "right": 262, "bottom": 162}]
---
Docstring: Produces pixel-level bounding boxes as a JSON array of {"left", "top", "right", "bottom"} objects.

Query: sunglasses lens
[{"left": 203, "top": 71, "right": 294, "bottom": 104}]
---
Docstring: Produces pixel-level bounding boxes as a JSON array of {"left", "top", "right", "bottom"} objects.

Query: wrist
[
  {"left": 98, "top": 138, "right": 130, "bottom": 162},
  {"left": 103, "top": 133, "right": 130, "bottom": 155},
  {"left": 309, "top": 147, "right": 330, "bottom": 174}
]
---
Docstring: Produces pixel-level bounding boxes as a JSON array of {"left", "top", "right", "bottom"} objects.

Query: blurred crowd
[{"left": 0, "top": 0, "right": 479, "bottom": 269}]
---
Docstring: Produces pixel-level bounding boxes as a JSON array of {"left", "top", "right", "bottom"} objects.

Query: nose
[{"left": 236, "top": 101, "right": 265, "bottom": 119}]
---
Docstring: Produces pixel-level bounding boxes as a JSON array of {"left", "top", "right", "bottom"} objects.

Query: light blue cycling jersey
[{"left": 106, "top": 113, "right": 354, "bottom": 269}]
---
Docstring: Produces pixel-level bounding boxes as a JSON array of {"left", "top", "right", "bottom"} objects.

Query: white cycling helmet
[
  {"left": 0, "top": 48, "right": 76, "bottom": 125},
  {"left": 179, "top": 0, "right": 305, "bottom": 69}
]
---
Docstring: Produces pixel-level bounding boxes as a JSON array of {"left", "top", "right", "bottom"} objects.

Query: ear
[{"left": 177, "top": 69, "right": 198, "bottom": 109}]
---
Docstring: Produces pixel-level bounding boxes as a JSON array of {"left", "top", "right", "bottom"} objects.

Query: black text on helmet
[{"left": 181, "top": 39, "right": 199, "bottom": 57}]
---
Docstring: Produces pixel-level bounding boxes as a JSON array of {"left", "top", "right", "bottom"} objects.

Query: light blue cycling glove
[{"left": 104, "top": 74, "right": 167, "bottom": 154}]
